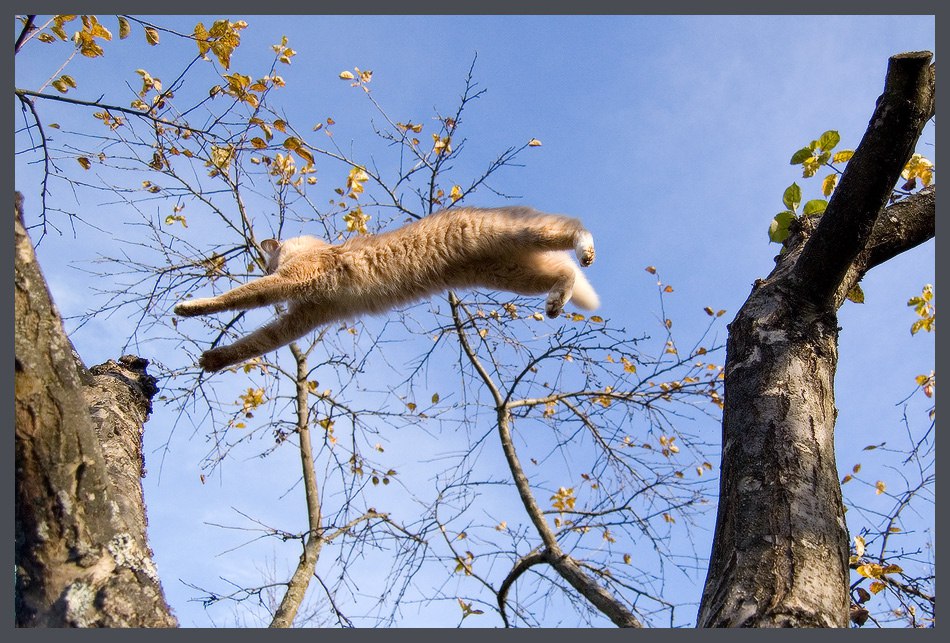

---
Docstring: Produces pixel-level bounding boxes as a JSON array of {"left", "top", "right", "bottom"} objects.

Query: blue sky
[{"left": 14, "top": 14, "right": 935, "bottom": 627}]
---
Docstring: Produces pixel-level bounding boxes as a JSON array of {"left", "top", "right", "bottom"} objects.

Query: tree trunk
[
  {"left": 698, "top": 52, "right": 934, "bottom": 628},
  {"left": 14, "top": 193, "right": 178, "bottom": 627}
]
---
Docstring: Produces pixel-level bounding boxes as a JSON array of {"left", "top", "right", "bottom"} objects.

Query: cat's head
[{"left": 261, "top": 236, "right": 329, "bottom": 274}]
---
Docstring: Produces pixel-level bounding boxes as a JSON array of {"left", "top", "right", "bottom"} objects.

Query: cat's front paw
[
  {"left": 198, "top": 347, "right": 232, "bottom": 372},
  {"left": 575, "top": 230, "right": 595, "bottom": 267},
  {"left": 175, "top": 298, "right": 214, "bottom": 317}
]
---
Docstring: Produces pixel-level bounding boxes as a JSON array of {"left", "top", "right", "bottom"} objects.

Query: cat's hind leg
[
  {"left": 574, "top": 229, "right": 595, "bottom": 267},
  {"left": 510, "top": 211, "right": 595, "bottom": 267},
  {"left": 543, "top": 263, "right": 578, "bottom": 318}
]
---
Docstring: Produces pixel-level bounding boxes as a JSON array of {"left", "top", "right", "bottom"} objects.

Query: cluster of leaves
[
  {"left": 768, "top": 130, "right": 934, "bottom": 246},
  {"left": 908, "top": 284, "right": 935, "bottom": 416},
  {"left": 768, "top": 130, "right": 852, "bottom": 244},
  {"left": 849, "top": 534, "right": 906, "bottom": 626},
  {"left": 908, "top": 284, "right": 935, "bottom": 335}
]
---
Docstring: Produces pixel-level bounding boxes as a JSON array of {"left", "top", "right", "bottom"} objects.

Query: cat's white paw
[
  {"left": 175, "top": 298, "right": 213, "bottom": 317},
  {"left": 546, "top": 289, "right": 568, "bottom": 318},
  {"left": 575, "top": 230, "right": 595, "bottom": 267}
]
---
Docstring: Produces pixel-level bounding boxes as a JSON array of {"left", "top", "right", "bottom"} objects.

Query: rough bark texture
[
  {"left": 697, "top": 52, "right": 935, "bottom": 628},
  {"left": 14, "top": 194, "right": 177, "bottom": 627}
]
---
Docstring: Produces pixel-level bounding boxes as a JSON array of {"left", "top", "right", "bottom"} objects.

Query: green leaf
[
  {"left": 846, "top": 284, "right": 865, "bottom": 304},
  {"left": 769, "top": 210, "right": 795, "bottom": 244},
  {"left": 819, "top": 130, "right": 841, "bottom": 151},
  {"left": 790, "top": 147, "right": 813, "bottom": 165},
  {"left": 782, "top": 183, "right": 801, "bottom": 211},
  {"left": 803, "top": 199, "right": 828, "bottom": 216}
]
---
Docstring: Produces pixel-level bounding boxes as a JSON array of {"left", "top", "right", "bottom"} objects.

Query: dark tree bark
[
  {"left": 697, "top": 52, "right": 935, "bottom": 627},
  {"left": 14, "top": 193, "right": 177, "bottom": 627}
]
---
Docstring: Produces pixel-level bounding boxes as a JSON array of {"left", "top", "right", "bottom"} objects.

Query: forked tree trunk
[
  {"left": 14, "top": 193, "right": 177, "bottom": 627},
  {"left": 698, "top": 52, "right": 935, "bottom": 627}
]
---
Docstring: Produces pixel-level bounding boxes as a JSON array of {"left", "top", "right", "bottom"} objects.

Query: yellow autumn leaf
[
  {"left": 528, "top": 138, "right": 542, "bottom": 146},
  {"left": 868, "top": 581, "right": 886, "bottom": 594},
  {"left": 144, "top": 26, "right": 159, "bottom": 46},
  {"left": 856, "top": 563, "right": 883, "bottom": 579},
  {"left": 621, "top": 357, "right": 637, "bottom": 374},
  {"left": 76, "top": 156, "right": 91, "bottom": 170},
  {"left": 450, "top": 185, "right": 463, "bottom": 202},
  {"left": 208, "top": 145, "right": 235, "bottom": 172},
  {"left": 854, "top": 535, "right": 866, "bottom": 557},
  {"left": 901, "top": 153, "right": 934, "bottom": 187},
  {"left": 832, "top": 150, "right": 854, "bottom": 164},
  {"left": 118, "top": 16, "right": 131, "bottom": 39},
  {"left": 339, "top": 70, "right": 355, "bottom": 80},
  {"left": 875, "top": 480, "right": 886, "bottom": 495},
  {"left": 294, "top": 146, "right": 315, "bottom": 167},
  {"left": 343, "top": 207, "right": 370, "bottom": 234},
  {"left": 432, "top": 134, "right": 452, "bottom": 155},
  {"left": 821, "top": 173, "right": 838, "bottom": 197},
  {"left": 239, "top": 387, "right": 266, "bottom": 412}
]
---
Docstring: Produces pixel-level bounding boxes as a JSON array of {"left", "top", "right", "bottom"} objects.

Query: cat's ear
[{"left": 261, "top": 238, "right": 280, "bottom": 254}]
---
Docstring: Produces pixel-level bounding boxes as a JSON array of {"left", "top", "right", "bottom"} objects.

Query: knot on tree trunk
[{"left": 89, "top": 355, "right": 160, "bottom": 417}]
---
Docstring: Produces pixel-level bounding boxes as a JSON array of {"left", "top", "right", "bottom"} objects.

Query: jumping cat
[{"left": 175, "top": 206, "right": 599, "bottom": 371}]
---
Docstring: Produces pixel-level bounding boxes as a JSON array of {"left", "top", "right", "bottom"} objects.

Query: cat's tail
[{"left": 570, "top": 265, "right": 600, "bottom": 310}]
